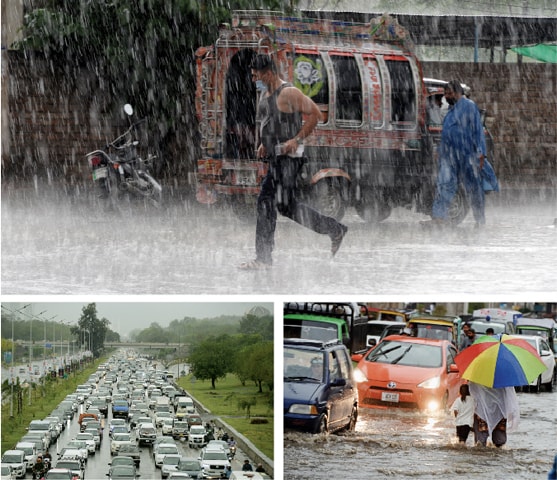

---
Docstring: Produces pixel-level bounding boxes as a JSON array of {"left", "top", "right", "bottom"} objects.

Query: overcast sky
[{"left": 2, "top": 301, "right": 273, "bottom": 337}]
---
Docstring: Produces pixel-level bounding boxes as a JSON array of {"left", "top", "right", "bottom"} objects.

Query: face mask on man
[{"left": 255, "top": 80, "right": 267, "bottom": 92}]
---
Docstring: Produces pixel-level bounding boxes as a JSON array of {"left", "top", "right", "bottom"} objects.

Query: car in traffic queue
[
  {"left": 171, "top": 420, "right": 189, "bottom": 440},
  {"left": 74, "top": 433, "right": 96, "bottom": 455},
  {"left": 352, "top": 335, "right": 462, "bottom": 412},
  {"left": 514, "top": 334, "right": 555, "bottom": 393},
  {"left": 188, "top": 426, "right": 208, "bottom": 449},
  {"left": 168, "top": 458, "right": 203, "bottom": 479},
  {"left": 161, "top": 417, "right": 175, "bottom": 436},
  {"left": 154, "top": 444, "right": 180, "bottom": 468},
  {"left": 160, "top": 455, "right": 183, "bottom": 479},
  {"left": 198, "top": 445, "right": 231, "bottom": 479},
  {"left": 137, "top": 423, "right": 157, "bottom": 446},
  {"left": 110, "top": 432, "right": 134, "bottom": 456},
  {"left": 83, "top": 427, "right": 101, "bottom": 450},
  {"left": 53, "top": 458, "right": 84, "bottom": 480},
  {"left": 43, "top": 468, "right": 75, "bottom": 480},
  {"left": 113, "top": 444, "right": 141, "bottom": 467},
  {"left": 0, "top": 464, "right": 14, "bottom": 480},
  {"left": 105, "top": 464, "right": 139, "bottom": 480},
  {"left": 405, "top": 315, "right": 461, "bottom": 346},
  {"left": 14, "top": 442, "right": 37, "bottom": 471},
  {"left": 0, "top": 451, "right": 25, "bottom": 479},
  {"left": 284, "top": 338, "right": 358, "bottom": 434},
  {"left": 108, "top": 457, "right": 136, "bottom": 470}
]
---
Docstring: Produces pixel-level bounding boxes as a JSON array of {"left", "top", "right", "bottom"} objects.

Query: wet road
[
  {"left": 1, "top": 187, "right": 556, "bottom": 295},
  {"left": 284, "top": 387, "right": 557, "bottom": 479}
]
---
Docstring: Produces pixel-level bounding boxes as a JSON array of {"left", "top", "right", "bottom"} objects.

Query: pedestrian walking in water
[
  {"left": 239, "top": 54, "right": 347, "bottom": 269},
  {"left": 469, "top": 382, "right": 520, "bottom": 448},
  {"left": 425, "top": 80, "right": 487, "bottom": 227},
  {"left": 451, "top": 384, "right": 474, "bottom": 444}
]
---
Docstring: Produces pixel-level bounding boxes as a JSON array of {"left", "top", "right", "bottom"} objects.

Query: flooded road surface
[
  {"left": 1, "top": 187, "right": 556, "bottom": 295},
  {"left": 284, "top": 389, "right": 556, "bottom": 479}
]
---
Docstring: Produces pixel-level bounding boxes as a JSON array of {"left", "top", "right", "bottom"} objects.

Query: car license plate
[
  {"left": 381, "top": 392, "right": 399, "bottom": 402},
  {"left": 92, "top": 167, "right": 108, "bottom": 180}
]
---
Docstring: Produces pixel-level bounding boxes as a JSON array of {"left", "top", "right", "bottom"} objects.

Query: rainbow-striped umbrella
[{"left": 454, "top": 334, "right": 547, "bottom": 388}]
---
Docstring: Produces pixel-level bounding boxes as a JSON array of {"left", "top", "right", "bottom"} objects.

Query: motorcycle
[{"left": 86, "top": 104, "right": 163, "bottom": 210}]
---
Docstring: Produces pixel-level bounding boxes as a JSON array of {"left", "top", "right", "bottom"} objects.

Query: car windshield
[
  {"left": 163, "top": 456, "right": 181, "bottom": 465},
  {"left": 365, "top": 340, "right": 442, "bottom": 367},
  {"left": 159, "top": 446, "right": 177, "bottom": 454},
  {"left": 113, "top": 434, "right": 131, "bottom": 441},
  {"left": 412, "top": 324, "right": 453, "bottom": 341},
  {"left": 284, "top": 348, "right": 324, "bottom": 382},
  {"left": 2, "top": 454, "right": 22, "bottom": 462},
  {"left": 118, "top": 445, "right": 138, "bottom": 453},
  {"left": 178, "top": 460, "right": 200, "bottom": 471},
  {"left": 46, "top": 472, "right": 72, "bottom": 479},
  {"left": 469, "top": 320, "right": 506, "bottom": 335},
  {"left": 56, "top": 462, "right": 79, "bottom": 469},
  {"left": 203, "top": 451, "right": 228, "bottom": 460},
  {"left": 189, "top": 427, "right": 204, "bottom": 434},
  {"left": 111, "top": 465, "right": 136, "bottom": 477}
]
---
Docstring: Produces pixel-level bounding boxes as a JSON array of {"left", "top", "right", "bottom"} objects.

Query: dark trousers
[{"left": 255, "top": 157, "right": 342, "bottom": 264}]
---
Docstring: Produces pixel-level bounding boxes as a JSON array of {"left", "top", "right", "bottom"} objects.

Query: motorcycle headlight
[
  {"left": 417, "top": 376, "right": 441, "bottom": 389},
  {"left": 288, "top": 404, "right": 318, "bottom": 415}
]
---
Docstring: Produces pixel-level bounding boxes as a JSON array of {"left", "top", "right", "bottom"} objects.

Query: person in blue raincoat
[{"left": 429, "top": 80, "right": 487, "bottom": 226}]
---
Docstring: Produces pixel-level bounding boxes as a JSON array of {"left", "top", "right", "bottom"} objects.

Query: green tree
[
  {"left": 70, "top": 303, "right": 110, "bottom": 358},
  {"left": 135, "top": 322, "right": 169, "bottom": 343},
  {"left": 188, "top": 335, "right": 236, "bottom": 389},
  {"left": 241, "top": 341, "right": 273, "bottom": 393},
  {"left": 239, "top": 314, "right": 274, "bottom": 341}
]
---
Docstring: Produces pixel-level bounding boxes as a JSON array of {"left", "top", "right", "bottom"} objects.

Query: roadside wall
[
  {"left": 175, "top": 385, "right": 274, "bottom": 478},
  {"left": 421, "top": 62, "right": 557, "bottom": 193},
  {"left": 3, "top": 52, "right": 556, "bottom": 195}
]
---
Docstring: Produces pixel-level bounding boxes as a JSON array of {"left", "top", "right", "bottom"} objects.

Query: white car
[
  {"left": 0, "top": 464, "right": 15, "bottom": 480},
  {"left": 517, "top": 334, "right": 555, "bottom": 392},
  {"left": 74, "top": 433, "right": 96, "bottom": 454},
  {"left": 0, "top": 451, "right": 25, "bottom": 479},
  {"left": 198, "top": 445, "right": 230, "bottom": 479},
  {"left": 161, "top": 418, "right": 174, "bottom": 436},
  {"left": 110, "top": 433, "right": 134, "bottom": 455},
  {"left": 160, "top": 454, "right": 182, "bottom": 479},
  {"left": 155, "top": 411, "right": 173, "bottom": 428},
  {"left": 154, "top": 444, "right": 180, "bottom": 468}
]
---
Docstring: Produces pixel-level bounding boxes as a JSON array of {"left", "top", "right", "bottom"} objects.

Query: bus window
[
  {"left": 385, "top": 59, "right": 416, "bottom": 123},
  {"left": 331, "top": 54, "right": 362, "bottom": 123}
]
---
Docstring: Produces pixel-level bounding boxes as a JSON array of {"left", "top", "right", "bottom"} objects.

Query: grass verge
[
  {"left": 176, "top": 373, "right": 273, "bottom": 459},
  {"left": 1, "top": 355, "right": 108, "bottom": 454}
]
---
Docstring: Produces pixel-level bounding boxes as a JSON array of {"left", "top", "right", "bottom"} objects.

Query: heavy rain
[
  {"left": 1, "top": 1, "right": 556, "bottom": 479},
  {"left": 1, "top": 190, "right": 556, "bottom": 294}
]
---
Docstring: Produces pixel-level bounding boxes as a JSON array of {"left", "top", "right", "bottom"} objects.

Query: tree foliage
[
  {"left": 70, "top": 303, "right": 110, "bottom": 358},
  {"left": 188, "top": 334, "right": 237, "bottom": 389},
  {"left": 14, "top": 0, "right": 295, "bottom": 179}
]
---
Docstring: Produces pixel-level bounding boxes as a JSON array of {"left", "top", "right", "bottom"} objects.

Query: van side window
[
  {"left": 331, "top": 54, "right": 362, "bottom": 122},
  {"left": 335, "top": 348, "right": 351, "bottom": 380},
  {"left": 385, "top": 59, "right": 416, "bottom": 123},
  {"left": 328, "top": 352, "right": 341, "bottom": 381}
]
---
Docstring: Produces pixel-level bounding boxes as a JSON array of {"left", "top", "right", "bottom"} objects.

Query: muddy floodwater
[
  {"left": 1, "top": 187, "right": 555, "bottom": 295},
  {"left": 284, "top": 388, "right": 556, "bottom": 479}
]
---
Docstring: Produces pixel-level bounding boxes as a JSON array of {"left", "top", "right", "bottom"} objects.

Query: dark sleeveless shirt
[{"left": 258, "top": 82, "right": 302, "bottom": 156}]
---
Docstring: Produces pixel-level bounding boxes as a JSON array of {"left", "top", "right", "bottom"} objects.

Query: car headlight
[
  {"left": 353, "top": 367, "right": 368, "bottom": 383},
  {"left": 417, "top": 376, "right": 441, "bottom": 389},
  {"left": 288, "top": 404, "right": 318, "bottom": 415}
]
